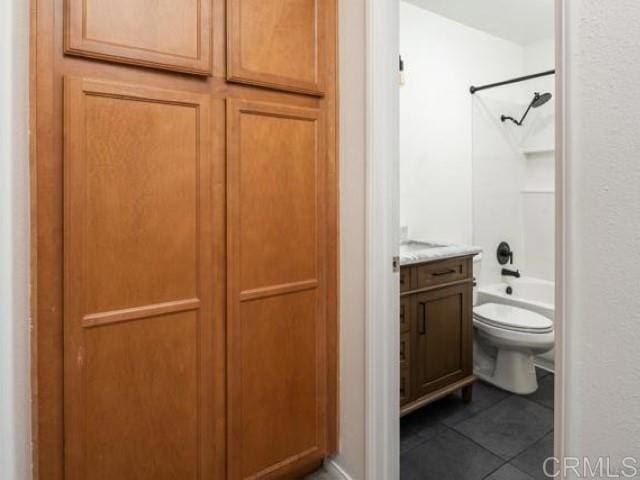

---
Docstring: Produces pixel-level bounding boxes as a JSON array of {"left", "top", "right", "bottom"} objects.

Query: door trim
[{"left": 363, "top": 0, "right": 399, "bottom": 479}]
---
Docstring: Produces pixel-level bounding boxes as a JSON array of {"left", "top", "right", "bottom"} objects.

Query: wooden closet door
[
  {"left": 63, "top": 77, "right": 215, "bottom": 480},
  {"left": 227, "top": 0, "right": 326, "bottom": 95},
  {"left": 227, "top": 99, "right": 327, "bottom": 479}
]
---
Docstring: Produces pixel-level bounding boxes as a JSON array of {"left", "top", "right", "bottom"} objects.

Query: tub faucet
[{"left": 501, "top": 268, "right": 521, "bottom": 278}]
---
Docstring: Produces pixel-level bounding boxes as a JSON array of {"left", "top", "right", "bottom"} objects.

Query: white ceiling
[{"left": 404, "top": 0, "right": 554, "bottom": 46}]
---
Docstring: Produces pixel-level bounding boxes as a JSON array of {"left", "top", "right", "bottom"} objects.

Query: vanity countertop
[{"left": 399, "top": 239, "right": 482, "bottom": 266}]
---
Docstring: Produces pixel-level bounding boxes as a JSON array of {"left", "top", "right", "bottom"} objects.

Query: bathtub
[{"left": 477, "top": 277, "right": 555, "bottom": 372}]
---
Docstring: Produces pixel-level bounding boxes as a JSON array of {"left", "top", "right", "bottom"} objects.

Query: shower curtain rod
[{"left": 469, "top": 69, "right": 555, "bottom": 94}]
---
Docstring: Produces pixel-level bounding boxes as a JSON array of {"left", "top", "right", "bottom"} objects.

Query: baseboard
[{"left": 324, "top": 458, "right": 355, "bottom": 480}]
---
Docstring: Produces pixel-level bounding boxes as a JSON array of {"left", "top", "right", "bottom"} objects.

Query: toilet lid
[{"left": 473, "top": 303, "right": 553, "bottom": 334}]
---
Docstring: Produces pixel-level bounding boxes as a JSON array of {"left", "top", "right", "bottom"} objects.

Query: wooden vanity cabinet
[{"left": 400, "top": 255, "right": 476, "bottom": 415}]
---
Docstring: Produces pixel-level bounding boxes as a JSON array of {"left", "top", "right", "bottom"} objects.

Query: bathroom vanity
[{"left": 399, "top": 242, "right": 481, "bottom": 416}]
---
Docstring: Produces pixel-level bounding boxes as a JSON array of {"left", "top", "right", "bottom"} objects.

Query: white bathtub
[{"left": 477, "top": 277, "right": 555, "bottom": 372}]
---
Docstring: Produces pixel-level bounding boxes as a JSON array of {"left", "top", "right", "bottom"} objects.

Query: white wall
[
  {"left": 472, "top": 96, "right": 528, "bottom": 285},
  {"left": 399, "top": 2, "right": 556, "bottom": 284},
  {"left": 521, "top": 39, "right": 556, "bottom": 282},
  {"left": 0, "top": 0, "right": 31, "bottom": 479},
  {"left": 563, "top": 0, "right": 640, "bottom": 471},
  {"left": 400, "top": 2, "right": 526, "bottom": 245},
  {"left": 333, "top": 0, "right": 366, "bottom": 478},
  {"left": 471, "top": 37, "right": 556, "bottom": 286}
]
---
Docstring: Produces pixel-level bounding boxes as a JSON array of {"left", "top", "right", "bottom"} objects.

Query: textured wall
[{"left": 564, "top": 0, "right": 640, "bottom": 469}]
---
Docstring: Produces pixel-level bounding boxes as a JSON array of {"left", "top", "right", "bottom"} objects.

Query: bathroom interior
[{"left": 398, "top": 1, "right": 556, "bottom": 478}]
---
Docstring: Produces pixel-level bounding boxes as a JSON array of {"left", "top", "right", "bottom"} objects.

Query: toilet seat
[{"left": 473, "top": 303, "right": 553, "bottom": 334}]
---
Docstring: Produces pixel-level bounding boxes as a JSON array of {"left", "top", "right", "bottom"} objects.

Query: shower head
[
  {"left": 501, "top": 91, "right": 553, "bottom": 126},
  {"left": 532, "top": 92, "right": 552, "bottom": 108}
]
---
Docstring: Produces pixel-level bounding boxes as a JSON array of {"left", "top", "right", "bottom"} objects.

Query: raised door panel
[
  {"left": 64, "top": 78, "right": 216, "bottom": 480},
  {"left": 227, "top": 0, "right": 325, "bottom": 95},
  {"left": 413, "top": 284, "right": 472, "bottom": 398},
  {"left": 227, "top": 99, "right": 326, "bottom": 479},
  {"left": 65, "top": 0, "right": 212, "bottom": 74}
]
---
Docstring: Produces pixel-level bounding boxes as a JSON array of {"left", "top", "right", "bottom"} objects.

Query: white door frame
[
  {"left": 364, "top": 0, "right": 400, "bottom": 478},
  {"left": 363, "top": 0, "right": 567, "bottom": 478}
]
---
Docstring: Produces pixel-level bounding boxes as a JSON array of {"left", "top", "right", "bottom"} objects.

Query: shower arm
[{"left": 501, "top": 99, "right": 535, "bottom": 126}]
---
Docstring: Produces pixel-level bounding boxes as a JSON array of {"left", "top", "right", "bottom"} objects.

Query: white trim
[
  {"left": 553, "top": 0, "right": 567, "bottom": 473},
  {"left": 364, "top": 0, "right": 400, "bottom": 479},
  {"left": 363, "top": 1, "right": 567, "bottom": 479},
  {"left": 324, "top": 458, "right": 355, "bottom": 480}
]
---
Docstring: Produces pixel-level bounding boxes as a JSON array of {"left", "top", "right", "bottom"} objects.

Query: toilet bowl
[{"left": 472, "top": 302, "right": 554, "bottom": 394}]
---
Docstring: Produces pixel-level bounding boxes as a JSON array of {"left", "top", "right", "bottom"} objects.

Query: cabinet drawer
[
  {"left": 400, "top": 296, "right": 411, "bottom": 333},
  {"left": 416, "top": 257, "right": 470, "bottom": 289},
  {"left": 400, "top": 368, "right": 411, "bottom": 406},
  {"left": 400, "top": 332, "right": 411, "bottom": 368},
  {"left": 400, "top": 267, "right": 412, "bottom": 292}
]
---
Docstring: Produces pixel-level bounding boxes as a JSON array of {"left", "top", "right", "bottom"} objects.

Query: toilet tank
[{"left": 472, "top": 254, "right": 482, "bottom": 305}]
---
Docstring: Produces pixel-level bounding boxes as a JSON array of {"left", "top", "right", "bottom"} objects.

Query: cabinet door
[
  {"left": 400, "top": 266, "right": 412, "bottom": 293},
  {"left": 413, "top": 284, "right": 473, "bottom": 398},
  {"left": 400, "top": 296, "right": 411, "bottom": 332},
  {"left": 63, "top": 78, "right": 216, "bottom": 480},
  {"left": 227, "top": 98, "right": 327, "bottom": 479},
  {"left": 227, "top": 0, "right": 326, "bottom": 95},
  {"left": 400, "top": 368, "right": 411, "bottom": 407},
  {"left": 65, "top": 0, "right": 212, "bottom": 74}
]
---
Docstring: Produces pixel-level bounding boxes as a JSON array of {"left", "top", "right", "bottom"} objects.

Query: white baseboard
[{"left": 324, "top": 458, "right": 355, "bottom": 480}]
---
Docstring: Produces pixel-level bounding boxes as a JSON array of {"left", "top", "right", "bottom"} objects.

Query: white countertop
[{"left": 399, "top": 240, "right": 482, "bottom": 266}]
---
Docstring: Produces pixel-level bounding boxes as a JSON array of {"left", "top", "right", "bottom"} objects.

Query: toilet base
[{"left": 474, "top": 339, "right": 539, "bottom": 394}]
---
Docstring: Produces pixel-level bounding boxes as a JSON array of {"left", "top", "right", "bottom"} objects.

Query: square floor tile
[
  {"left": 401, "top": 405, "right": 448, "bottom": 453},
  {"left": 511, "top": 432, "right": 554, "bottom": 480},
  {"left": 441, "top": 382, "right": 512, "bottom": 427},
  {"left": 484, "top": 463, "right": 534, "bottom": 480},
  {"left": 401, "top": 427, "right": 503, "bottom": 480},
  {"left": 451, "top": 396, "right": 553, "bottom": 460},
  {"left": 525, "top": 375, "right": 554, "bottom": 410}
]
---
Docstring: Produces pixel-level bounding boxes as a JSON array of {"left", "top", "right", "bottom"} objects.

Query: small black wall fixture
[
  {"left": 501, "top": 92, "right": 553, "bottom": 126},
  {"left": 497, "top": 242, "right": 513, "bottom": 265}
]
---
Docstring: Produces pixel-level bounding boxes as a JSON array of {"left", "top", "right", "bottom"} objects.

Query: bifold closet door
[
  {"left": 63, "top": 77, "right": 217, "bottom": 480},
  {"left": 227, "top": 99, "right": 327, "bottom": 479}
]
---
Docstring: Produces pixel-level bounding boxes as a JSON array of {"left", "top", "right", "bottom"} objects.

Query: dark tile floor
[{"left": 401, "top": 369, "right": 554, "bottom": 480}]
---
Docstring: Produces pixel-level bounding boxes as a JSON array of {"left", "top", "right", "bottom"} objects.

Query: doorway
[{"left": 364, "top": 0, "right": 566, "bottom": 478}]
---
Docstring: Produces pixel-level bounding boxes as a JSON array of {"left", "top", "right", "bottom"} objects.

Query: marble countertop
[{"left": 399, "top": 239, "right": 483, "bottom": 266}]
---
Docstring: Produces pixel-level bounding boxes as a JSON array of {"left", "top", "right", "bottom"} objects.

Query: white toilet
[{"left": 472, "top": 257, "right": 554, "bottom": 394}]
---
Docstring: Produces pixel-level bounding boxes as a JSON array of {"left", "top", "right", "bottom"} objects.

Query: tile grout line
[
  {"left": 445, "top": 392, "right": 517, "bottom": 428},
  {"left": 402, "top": 385, "right": 520, "bottom": 457},
  {"left": 447, "top": 395, "right": 554, "bottom": 463},
  {"left": 401, "top": 388, "right": 512, "bottom": 457},
  {"left": 480, "top": 461, "right": 510, "bottom": 480},
  {"left": 401, "top": 376, "right": 555, "bottom": 474},
  {"left": 440, "top": 423, "right": 506, "bottom": 463}
]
